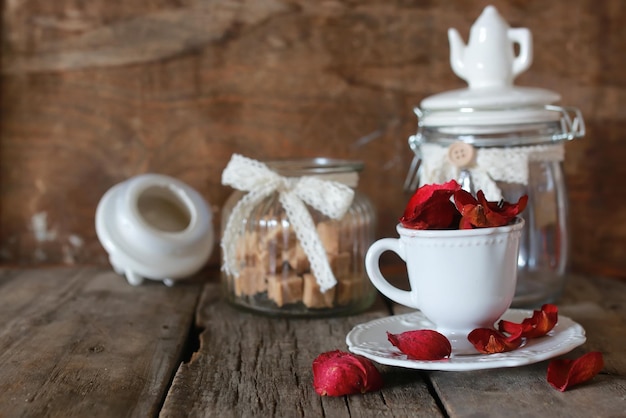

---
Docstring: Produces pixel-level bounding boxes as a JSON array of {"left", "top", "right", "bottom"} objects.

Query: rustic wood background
[{"left": 1, "top": 0, "right": 624, "bottom": 279}]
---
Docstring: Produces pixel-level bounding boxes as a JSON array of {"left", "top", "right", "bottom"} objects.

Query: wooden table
[{"left": 0, "top": 267, "right": 624, "bottom": 417}]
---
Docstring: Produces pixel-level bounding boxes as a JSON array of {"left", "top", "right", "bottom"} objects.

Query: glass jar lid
[
  {"left": 420, "top": 88, "right": 562, "bottom": 127},
  {"left": 267, "top": 158, "right": 363, "bottom": 176},
  {"left": 418, "top": 6, "right": 582, "bottom": 136}
]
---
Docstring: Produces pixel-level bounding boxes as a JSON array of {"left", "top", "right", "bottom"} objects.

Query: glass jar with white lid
[{"left": 221, "top": 156, "right": 377, "bottom": 317}]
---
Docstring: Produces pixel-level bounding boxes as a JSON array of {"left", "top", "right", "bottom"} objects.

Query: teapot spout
[{"left": 448, "top": 28, "right": 466, "bottom": 80}]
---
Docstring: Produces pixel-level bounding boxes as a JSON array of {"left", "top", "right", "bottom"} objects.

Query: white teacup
[{"left": 365, "top": 219, "right": 524, "bottom": 354}]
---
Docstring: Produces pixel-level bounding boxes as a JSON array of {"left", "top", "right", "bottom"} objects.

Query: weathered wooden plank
[
  {"left": 432, "top": 363, "right": 626, "bottom": 418},
  {"left": 0, "top": 267, "right": 201, "bottom": 417},
  {"left": 0, "top": 268, "right": 620, "bottom": 417},
  {"left": 160, "top": 283, "right": 443, "bottom": 418},
  {"left": 1, "top": 1, "right": 291, "bottom": 73},
  {"left": 557, "top": 274, "right": 626, "bottom": 376},
  {"left": 420, "top": 274, "right": 626, "bottom": 418}
]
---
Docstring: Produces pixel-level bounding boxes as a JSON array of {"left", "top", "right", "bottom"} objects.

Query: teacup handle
[{"left": 365, "top": 238, "right": 418, "bottom": 309}]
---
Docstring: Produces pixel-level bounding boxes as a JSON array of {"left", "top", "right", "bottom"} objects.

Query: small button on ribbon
[{"left": 447, "top": 142, "right": 476, "bottom": 168}]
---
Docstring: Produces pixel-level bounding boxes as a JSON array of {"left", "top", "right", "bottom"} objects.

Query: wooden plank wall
[{"left": 1, "top": 1, "right": 625, "bottom": 279}]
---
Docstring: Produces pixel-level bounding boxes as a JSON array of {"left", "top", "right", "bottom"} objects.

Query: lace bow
[{"left": 221, "top": 154, "right": 355, "bottom": 292}]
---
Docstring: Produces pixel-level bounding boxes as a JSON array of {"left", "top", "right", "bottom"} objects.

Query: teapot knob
[{"left": 447, "top": 6, "right": 534, "bottom": 89}]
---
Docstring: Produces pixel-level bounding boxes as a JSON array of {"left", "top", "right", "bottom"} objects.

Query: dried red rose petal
[
  {"left": 454, "top": 189, "right": 528, "bottom": 229},
  {"left": 400, "top": 180, "right": 461, "bottom": 230},
  {"left": 312, "top": 350, "right": 383, "bottom": 396},
  {"left": 387, "top": 330, "right": 452, "bottom": 360},
  {"left": 499, "top": 304, "right": 559, "bottom": 339},
  {"left": 547, "top": 352, "right": 604, "bottom": 392},
  {"left": 467, "top": 328, "right": 523, "bottom": 354}
]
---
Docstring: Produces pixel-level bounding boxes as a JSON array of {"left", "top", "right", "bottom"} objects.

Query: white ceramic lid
[
  {"left": 420, "top": 6, "right": 562, "bottom": 127},
  {"left": 95, "top": 173, "right": 215, "bottom": 286}
]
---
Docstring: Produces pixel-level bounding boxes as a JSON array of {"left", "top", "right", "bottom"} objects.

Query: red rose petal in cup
[
  {"left": 499, "top": 304, "right": 559, "bottom": 339},
  {"left": 312, "top": 350, "right": 383, "bottom": 396},
  {"left": 467, "top": 328, "right": 523, "bottom": 354},
  {"left": 454, "top": 189, "right": 528, "bottom": 229},
  {"left": 547, "top": 352, "right": 604, "bottom": 392},
  {"left": 400, "top": 180, "right": 462, "bottom": 230},
  {"left": 387, "top": 330, "right": 452, "bottom": 360}
]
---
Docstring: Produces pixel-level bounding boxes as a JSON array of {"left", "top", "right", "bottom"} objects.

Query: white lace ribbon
[
  {"left": 221, "top": 154, "right": 355, "bottom": 292},
  {"left": 419, "top": 143, "right": 565, "bottom": 200}
]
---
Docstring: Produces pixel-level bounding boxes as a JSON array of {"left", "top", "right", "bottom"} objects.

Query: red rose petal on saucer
[
  {"left": 499, "top": 304, "right": 558, "bottom": 339},
  {"left": 467, "top": 328, "right": 523, "bottom": 354},
  {"left": 387, "top": 330, "right": 452, "bottom": 360},
  {"left": 547, "top": 352, "right": 604, "bottom": 392},
  {"left": 524, "top": 303, "right": 559, "bottom": 338},
  {"left": 312, "top": 350, "right": 383, "bottom": 396}
]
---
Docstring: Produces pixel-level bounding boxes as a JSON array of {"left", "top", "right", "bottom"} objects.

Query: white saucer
[{"left": 346, "top": 309, "right": 586, "bottom": 372}]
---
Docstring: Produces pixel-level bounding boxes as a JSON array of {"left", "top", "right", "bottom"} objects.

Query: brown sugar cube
[
  {"left": 259, "top": 221, "right": 296, "bottom": 252},
  {"left": 302, "top": 273, "right": 336, "bottom": 308},
  {"left": 258, "top": 224, "right": 280, "bottom": 247},
  {"left": 284, "top": 242, "right": 310, "bottom": 274},
  {"left": 253, "top": 246, "right": 279, "bottom": 274},
  {"left": 267, "top": 274, "right": 304, "bottom": 307},
  {"left": 336, "top": 277, "right": 364, "bottom": 306},
  {"left": 249, "top": 235, "right": 288, "bottom": 274},
  {"left": 234, "top": 266, "right": 267, "bottom": 297},
  {"left": 329, "top": 251, "right": 352, "bottom": 278},
  {"left": 316, "top": 221, "right": 340, "bottom": 255},
  {"left": 320, "top": 219, "right": 358, "bottom": 254},
  {"left": 258, "top": 223, "right": 300, "bottom": 272},
  {"left": 235, "top": 231, "right": 260, "bottom": 265},
  {"left": 338, "top": 223, "right": 357, "bottom": 254}
]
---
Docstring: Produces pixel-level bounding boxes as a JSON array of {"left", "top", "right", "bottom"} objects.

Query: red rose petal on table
[
  {"left": 387, "top": 330, "right": 452, "bottom": 360},
  {"left": 547, "top": 352, "right": 604, "bottom": 392},
  {"left": 312, "top": 350, "right": 383, "bottom": 396},
  {"left": 467, "top": 328, "right": 523, "bottom": 354},
  {"left": 499, "top": 304, "right": 559, "bottom": 339},
  {"left": 400, "top": 180, "right": 461, "bottom": 230}
]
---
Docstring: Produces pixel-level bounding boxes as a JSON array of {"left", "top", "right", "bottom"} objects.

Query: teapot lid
[{"left": 420, "top": 6, "right": 561, "bottom": 127}]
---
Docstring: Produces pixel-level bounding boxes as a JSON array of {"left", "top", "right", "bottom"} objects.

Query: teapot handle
[{"left": 508, "top": 28, "right": 533, "bottom": 78}]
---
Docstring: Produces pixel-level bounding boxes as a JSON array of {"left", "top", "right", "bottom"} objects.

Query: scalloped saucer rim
[{"left": 345, "top": 309, "right": 586, "bottom": 372}]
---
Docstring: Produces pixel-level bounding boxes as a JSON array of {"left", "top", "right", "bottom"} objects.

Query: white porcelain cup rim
[{"left": 394, "top": 217, "right": 524, "bottom": 238}]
